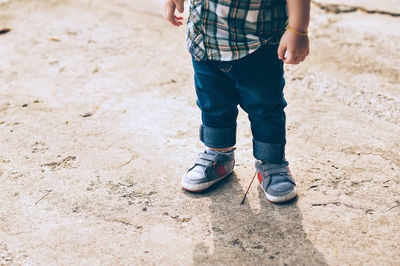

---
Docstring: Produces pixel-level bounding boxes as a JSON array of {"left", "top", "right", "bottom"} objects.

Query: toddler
[{"left": 165, "top": 0, "right": 310, "bottom": 203}]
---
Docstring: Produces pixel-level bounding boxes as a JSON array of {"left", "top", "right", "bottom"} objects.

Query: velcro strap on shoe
[
  {"left": 284, "top": 171, "right": 296, "bottom": 184},
  {"left": 266, "top": 167, "right": 288, "bottom": 175},
  {"left": 262, "top": 167, "right": 296, "bottom": 185},
  {"left": 198, "top": 153, "right": 218, "bottom": 161},
  {"left": 194, "top": 158, "right": 213, "bottom": 167}
]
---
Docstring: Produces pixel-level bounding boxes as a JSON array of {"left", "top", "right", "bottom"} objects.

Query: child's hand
[
  {"left": 165, "top": 0, "right": 184, "bottom": 26},
  {"left": 278, "top": 30, "right": 309, "bottom": 64}
]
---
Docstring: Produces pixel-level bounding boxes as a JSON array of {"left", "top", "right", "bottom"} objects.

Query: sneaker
[
  {"left": 182, "top": 148, "right": 235, "bottom": 192},
  {"left": 255, "top": 161, "right": 297, "bottom": 203}
]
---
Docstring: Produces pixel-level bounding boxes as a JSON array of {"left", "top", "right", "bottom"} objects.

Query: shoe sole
[
  {"left": 181, "top": 171, "right": 232, "bottom": 192},
  {"left": 264, "top": 187, "right": 297, "bottom": 203}
]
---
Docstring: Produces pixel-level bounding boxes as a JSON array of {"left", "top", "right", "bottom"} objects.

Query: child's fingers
[
  {"left": 165, "top": 2, "right": 181, "bottom": 26},
  {"left": 174, "top": 0, "right": 184, "bottom": 13},
  {"left": 175, "top": 16, "right": 183, "bottom": 25},
  {"left": 277, "top": 44, "right": 286, "bottom": 60},
  {"left": 284, "top": 52, "right": 294, "bottom": 64},
  {"left": 165, "top": 2, "right": 176, "bottom": 24}
]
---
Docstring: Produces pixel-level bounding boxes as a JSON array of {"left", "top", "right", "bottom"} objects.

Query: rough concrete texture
[{"left": 1, "top": 0, "right": 399, "bottom": 265}]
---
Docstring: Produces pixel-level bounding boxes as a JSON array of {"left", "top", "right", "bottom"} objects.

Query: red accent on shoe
[
  {"left": 287, "top": 166, "right": 293, "bottom": 176},
  {"left": 215, "top": 165, "right": 227, "bottom": 177},
  {"left": 257, "top": 172, "right": 263, "bottom": 184}
]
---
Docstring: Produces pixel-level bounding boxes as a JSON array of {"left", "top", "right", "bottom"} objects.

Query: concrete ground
[{"left": 1, "top": 0, "right": 399, "bottom": 265}]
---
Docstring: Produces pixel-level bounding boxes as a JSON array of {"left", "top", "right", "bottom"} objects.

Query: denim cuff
[
  {"left": 199, "top": 125, "right": 236, "bottom": 149},
  {"left": 253, "top": 139, "right": 286, "bottom": 163}
]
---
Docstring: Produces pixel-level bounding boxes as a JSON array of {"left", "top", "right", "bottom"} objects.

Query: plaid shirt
[{"left": 187, "top": 0, "right": 288, "bottom": 61}]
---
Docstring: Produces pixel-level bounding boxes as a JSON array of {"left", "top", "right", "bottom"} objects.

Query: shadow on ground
[{"left": 185, "top": 173, "right": 328, "bottom": 265}]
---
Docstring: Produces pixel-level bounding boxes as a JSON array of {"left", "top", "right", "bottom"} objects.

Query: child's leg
[
  {"left": 181, "top": 58, "right": 239, "bottom": 192},
  {"left": 229, "top": 45, "right": 296, "bottom": 202},
  {"left": 232, "top": 45, "right": 287, "bottom": 162},
  {"left": 192, "top": 58, "right": 240, "bottom": 149}
]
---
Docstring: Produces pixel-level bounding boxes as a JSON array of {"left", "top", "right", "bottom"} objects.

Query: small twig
[
  {"left": 35, "top": 190, "right": 52, "bottom": 205},
  {"left": 241, "top": 172, "right": 257, "bottom": 205}
]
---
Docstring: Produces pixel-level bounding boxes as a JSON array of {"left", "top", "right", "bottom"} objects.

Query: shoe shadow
[{"left": 186, "top": 172, "right": 328, "bottom": 265}]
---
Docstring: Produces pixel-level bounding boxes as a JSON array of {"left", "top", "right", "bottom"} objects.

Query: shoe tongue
[
  {"left": 205, "top": 149, "right": 220, "bottom": 155},
  {"left": 267, "top": 163, "right": 286, "bottom": 169},
  {"left": 205, "top": 148, "right": 233, "bottom": 155},
  {"left": 259, "top": 160, "right": 288, "bottom": 169}
]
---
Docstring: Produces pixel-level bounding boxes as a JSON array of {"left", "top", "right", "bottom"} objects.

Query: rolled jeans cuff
[
  {"left": 199, "top": 125, "right": 236, "bottom": 149},
  {"left": 253, "top": 139, "right": 286, "bottom": 163}
]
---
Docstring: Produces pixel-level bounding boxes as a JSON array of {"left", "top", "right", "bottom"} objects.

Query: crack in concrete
[{"left": 312, "top": 1, "right": 400, "bottom": 17}]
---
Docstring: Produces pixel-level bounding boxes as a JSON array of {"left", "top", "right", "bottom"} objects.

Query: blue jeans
[{"left": 192, "top": 45, "right": 287, "bottom": 163}]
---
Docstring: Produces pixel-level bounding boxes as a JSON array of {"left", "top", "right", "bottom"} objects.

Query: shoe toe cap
[
  {"left": 184, "top": 166, "right": 206, "bottom": 184},
  {"left": 267, "top": 176, "right": 295, "bottom": 196}
]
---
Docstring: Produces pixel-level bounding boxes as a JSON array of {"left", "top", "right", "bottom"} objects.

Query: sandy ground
[{"left": 0, "top": 0, "right": 399, "bottom": 265}]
